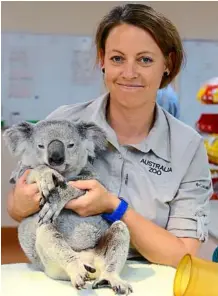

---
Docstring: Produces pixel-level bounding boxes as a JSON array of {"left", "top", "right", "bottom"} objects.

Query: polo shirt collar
[
  {"left": 144, "top": 104, "right": 171, "bottom": 162},
  {"left": 86, "top": 93, "right": 171, "bottom": 162},
  {"left": 86, "top": 93, "right": 120, "bottom": 150}
]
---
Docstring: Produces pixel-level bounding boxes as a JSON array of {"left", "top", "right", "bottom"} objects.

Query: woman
[{"left": 7, "top": 4, "right": 213, "bottom": 268}]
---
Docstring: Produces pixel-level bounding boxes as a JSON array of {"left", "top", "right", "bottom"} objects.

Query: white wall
[
  {"left": 2, "top": 1, "right": 218, "bottom": 40},
  {"left": 2, "top": 1, "right": 218, "bottom": 226}
]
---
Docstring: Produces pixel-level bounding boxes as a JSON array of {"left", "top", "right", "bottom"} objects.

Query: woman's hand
[
  {"left": 65, "top": 180, "right": 120, "bottom": 217},
  {"left": 7, "top": 170, "right": 41, "bottom": 221}
]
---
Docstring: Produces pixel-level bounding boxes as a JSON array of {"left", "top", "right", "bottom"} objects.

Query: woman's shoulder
[{"left": 162, "top": 108, "right": 202, "bottom": 146}]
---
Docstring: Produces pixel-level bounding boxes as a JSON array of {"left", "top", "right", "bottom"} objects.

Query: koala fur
[{"left": 4, "top": 120, "right": 132, "bottom": 295}]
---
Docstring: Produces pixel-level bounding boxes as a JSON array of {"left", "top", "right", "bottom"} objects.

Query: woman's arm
[
  {"left": 7, "top": 187, "right": 23, "bottom": 222},
  {"left": 121, "top": 206, "right": 200, "bottom": 267},
  {"left": 7, "top": 170, "right": 41, "bottom": 222}
]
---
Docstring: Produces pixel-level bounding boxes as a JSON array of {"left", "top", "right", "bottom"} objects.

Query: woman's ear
[
  {"left": 165, "top": 52, "right": 174, "bottom": 74},
  {"left": 99, "top": 49, "right": 105, "bottom": 68}
]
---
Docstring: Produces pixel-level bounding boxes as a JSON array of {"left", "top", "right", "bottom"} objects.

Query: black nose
[
  {"left": 48, "top": 152, "right": 64, "bottom": 166},
  {"left": 48, "top": 140, "right": 65, "bottom": 166}
]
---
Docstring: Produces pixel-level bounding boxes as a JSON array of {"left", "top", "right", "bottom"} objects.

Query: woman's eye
[
  {"left": 110, "top": 56, "right": 124, "bottom": 63},
  {"left": 139, "top": 56, "right": 153, "bottom": 64},
  {"left": 38, "top": 144, "right": 44, "bottom": 149},
  {"left": 67, "top": 143, "right": 74, "bottom": 148}
]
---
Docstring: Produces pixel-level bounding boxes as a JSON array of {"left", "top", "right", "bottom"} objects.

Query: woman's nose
[{"left": 121, "top": 62, "right": 138, "bottom": 79}]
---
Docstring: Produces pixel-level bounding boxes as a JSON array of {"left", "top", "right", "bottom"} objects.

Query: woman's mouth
[{"left": 116, "top": 83, "right": 144, "bottom": 90}]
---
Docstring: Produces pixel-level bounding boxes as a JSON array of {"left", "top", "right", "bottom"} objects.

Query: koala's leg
[
  {"left": 18, "top": 215, "right": 44, "bottom": 271},
  {"left": 92, "top": 221, "right": 133, "bottom": 295},
  {"left": 35, "top": 223, "right": 96, "bottom": 289}
]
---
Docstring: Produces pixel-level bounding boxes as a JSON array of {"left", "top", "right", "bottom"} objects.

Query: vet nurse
[{"left": 7, "top": 4, "right": 213, "bottom": 267}]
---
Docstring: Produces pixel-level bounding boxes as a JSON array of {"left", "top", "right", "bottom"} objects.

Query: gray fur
[{"left": 4, "top": 120, "right": 132, "bottom": 294}]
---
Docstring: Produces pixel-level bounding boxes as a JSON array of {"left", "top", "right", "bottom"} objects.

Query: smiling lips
[{"left": 117, "top": 83, "right": 144, "bottom": 88}]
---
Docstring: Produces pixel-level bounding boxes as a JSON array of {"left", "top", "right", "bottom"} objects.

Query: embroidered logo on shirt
[
  {"left": 196, "top": 182, "right": 210, "bottom": 190},
  {"left": 140, "top": 159, "right": 172, "bottom": 175}
]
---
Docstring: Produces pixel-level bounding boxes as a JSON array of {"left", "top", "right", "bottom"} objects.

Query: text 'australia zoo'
[{"left": 140, "top": 159, "right": 172, "bottom": 175}]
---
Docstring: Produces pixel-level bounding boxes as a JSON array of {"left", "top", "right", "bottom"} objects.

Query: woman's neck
[{"left": 106, "top": 97, "right": 156, "bottom": 145}]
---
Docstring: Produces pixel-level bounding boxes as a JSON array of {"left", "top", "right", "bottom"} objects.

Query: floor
[{"left": 1, "top": 227, "right": 29, "bottom": 264}]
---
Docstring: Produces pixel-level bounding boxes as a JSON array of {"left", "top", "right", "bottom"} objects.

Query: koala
[{"left": 3, "top": 120, "right": 133, "bottom": 295}]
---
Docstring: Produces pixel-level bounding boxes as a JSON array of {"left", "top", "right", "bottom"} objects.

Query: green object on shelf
[
  {"left": 26, "top": 120, "right": 39, "bottom": 124},
  {"left": 1, "top": 120, "right": 5, "bottom": 128}
]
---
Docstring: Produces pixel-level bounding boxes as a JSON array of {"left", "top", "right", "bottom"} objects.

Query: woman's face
[{"left": 101, "top": 23, "right": 169, "bottom": 108}]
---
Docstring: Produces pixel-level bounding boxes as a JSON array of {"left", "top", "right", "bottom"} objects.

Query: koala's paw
[
  {"left": 38, "top": 199, "right": 62, "bottom": 225},
  {"left": 92, "top": 274, "right": 133, "bottom": 295},
  {"left": 28, "top": 166, "right": 66, "bottom": 198},
  {"left": 40, "top": 169, "right": 66, "bottom": 198},
  {"left": 67, "top": 261, "right": 96, "bottom": 290},
  {"left": 39, "top": 196, "right": 46, "bottom": 209}
]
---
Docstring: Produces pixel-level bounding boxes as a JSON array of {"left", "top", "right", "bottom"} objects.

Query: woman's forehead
[{"left": 105, "top": 24, "right": 161, "bottom": 56}]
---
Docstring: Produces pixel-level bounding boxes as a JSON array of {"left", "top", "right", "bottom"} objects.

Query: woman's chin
[{"left": 117, "top": 96, "right": 148, "bottom": 109}]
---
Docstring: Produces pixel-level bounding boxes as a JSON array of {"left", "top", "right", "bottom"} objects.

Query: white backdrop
[{"left": 1, "top": 33, "right": 103, "bottom": 126}]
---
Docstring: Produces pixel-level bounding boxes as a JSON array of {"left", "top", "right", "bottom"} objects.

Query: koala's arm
[
  {"left": 26, "top": 164, "right": 66, "bottom": 198},
  {"left": 38, "top": 184, "right": 85, "bottom": 224},
  {"left": 38, "top": 163, "right": 101, "bottom": 224}
]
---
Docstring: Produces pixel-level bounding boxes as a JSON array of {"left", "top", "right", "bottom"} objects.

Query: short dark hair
[{"left": 95, "top": 3, "right": 184, "bottom": 88}]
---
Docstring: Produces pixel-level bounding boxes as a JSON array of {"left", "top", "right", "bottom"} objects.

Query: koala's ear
[
  {"left": 3, "top": 121, "right": 34, "bottom": 156},
  {"left": 76, "top": 122, "right": 108, "bottom": 157}
]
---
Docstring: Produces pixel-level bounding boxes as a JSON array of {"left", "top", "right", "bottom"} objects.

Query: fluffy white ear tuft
[
  {"left": 76, "top": 122, "right": 108, "bottom": 157},
  {"left": 3, "top": 121, "right": 34, "bottom": 156}
]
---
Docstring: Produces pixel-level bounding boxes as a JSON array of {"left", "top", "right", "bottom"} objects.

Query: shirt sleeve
[{"left": 166, "top": 138, "right": 213, "bottom": 242}]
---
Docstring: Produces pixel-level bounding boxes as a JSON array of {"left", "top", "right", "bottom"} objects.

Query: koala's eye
[
  {"left": 38, "top": 144, "right": 45, "bottom": 149},
  {"left": 67, "top": 143, "right": 74, "bottom": 148}
]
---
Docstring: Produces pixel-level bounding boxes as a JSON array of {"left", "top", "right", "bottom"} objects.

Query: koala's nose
[
  {"left": 49, "top": 152, "right": 64, "bottom": 166},
  {"left": 48, "top": 140, "right": 65, "bottom": 166}
]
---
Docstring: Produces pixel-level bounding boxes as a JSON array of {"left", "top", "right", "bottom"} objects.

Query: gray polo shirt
[{"left": 47, "top": 93, "right": 212, "bottom": 253}]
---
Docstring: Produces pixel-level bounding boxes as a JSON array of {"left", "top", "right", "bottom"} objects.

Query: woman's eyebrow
[{"left": 109, "top": 49, "right": 154, "bottom": 55}]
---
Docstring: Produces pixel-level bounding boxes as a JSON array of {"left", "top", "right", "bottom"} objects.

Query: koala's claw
[
  {"left": 52, "top": 172, "right": 66, "bottom": 187},
  {"left": 84, "top": 273, "right": 92, "bottom": 282},
  {"left": 40, "top": 170, "right": 65, "bottom": 198},
  {"left": 38, "top": 201, "right": 53, "bottom": 225},
  {"left": 68, "top": 261, "right": 94, "bottom": 290},
  {"left": 38, "top": 200, "right": 62, "bottom": 225},
  {"left": 39, "top": 196, "right": 46, "bottom": 209},
  {"left": 84, "top": 264, "right": 96, "bottom": 273},
  {"left": 92, "top": 276, "right": 133, "bottom": 295},
  {"left": 93, "top": 279, "right": 111, "bottom": 289}
]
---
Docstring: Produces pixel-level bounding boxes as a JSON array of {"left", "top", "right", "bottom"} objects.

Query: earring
[{"left": 101, "top": 68, "right": 105, "bottom": 74}]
